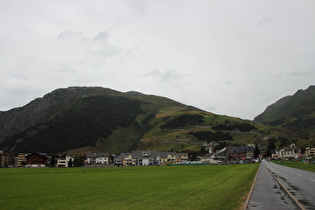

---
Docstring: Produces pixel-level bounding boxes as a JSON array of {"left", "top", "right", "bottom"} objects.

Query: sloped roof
[
  {"left": 86, "top": 153, "right": 109, "bottom": 158},
  {"left": 228, "top": 146, "right": 254, "bottom": 154}
]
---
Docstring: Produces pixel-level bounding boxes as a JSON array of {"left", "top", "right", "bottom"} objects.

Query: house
[
  {"left": 276, "top": 143, "right": 296, "bottom": 159},
  {"left": 16, "top": 153, "right": 27, "bottom": 167},
  {"left": 114, "top": 154, "right": 124, "bottom": 166},
  {"left": 113, "top": 151, "right": 189, "bottom": 166},
  {"left": 246, "top": 151, "right": 254, "bottom": 160},
  {"left": 177, "top": 153, "right": 189, "bottom": 163},
  {"left": 276, "top": 148, "right": 296, "bottom": 159},
  {"left": 86, "top": 153, "right": 110, "bottom": 165},
  {"left": 26, "top": 153, "right": 48, "bottom": 167},
  {"left": 55, "top": 154, "right": 74, "bottom": 167},
  {"left": 198, "top": 147, "right": 227, "bottom": 164},
  {"left": 123, "top": 154, "right": 135, "bottom": 166},
  {"left": 305, "top": 147, "right": 315, "bottom": 157},
  {"left": 0, "top": 150, "right": 10, "bottom": 168},
  {"left": 227, "top": 146, "right": 255, "bottom": 161},
  {"left": 134, "top": 150, "right": 160, "bottom": 166},
  {"left": 158, "top": 152, "right": 179, "bottom": 165},
  {"left": 0, "top": 150, "right": 9, "bottom": 168}
]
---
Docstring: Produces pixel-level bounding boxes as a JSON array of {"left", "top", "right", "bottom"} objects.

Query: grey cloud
[
  {"left": 58, "top": 68, "right": 76, "bottom": 75},
  {"left": 277, "top": 70, "right": 315, "bottom": 79},
  {"left": 255, "top": 17, "right": 273, "bottom": 28},
  {"left": 57, "top": 31, "right": 84, "bottom": 40},
  {"left": 143, "top": 69, "right": 190, "bottom": 82},
  {"left": 207, "top": 106, "right": 216, "bottom": 112},
  {"left": 93, "top": 31, "right": 109, "bottom": 41},
  {"left": 288, "top": 71, "right": 315, "bottom": 76},
  {"left": 256, "top": 91, "right": 266, "bottom": 97},
  {"left": 57, "top": 30, "right": 123, "bottom": 58}
]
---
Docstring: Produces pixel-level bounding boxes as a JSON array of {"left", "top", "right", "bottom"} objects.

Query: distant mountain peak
[{"left": 254, "top": 85, "right": 315, "bottom": 132}]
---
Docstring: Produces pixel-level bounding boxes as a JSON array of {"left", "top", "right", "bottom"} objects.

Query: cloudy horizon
[{"left": 1, "top": 0, "right": 314, "bottom": 120}]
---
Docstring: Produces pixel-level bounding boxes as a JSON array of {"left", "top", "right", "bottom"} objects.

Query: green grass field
[
  {"left": 274, "top": 160, "right": 315, "bottom": 172},
  {"left": 0, "top": 164, "right": 259, "bottom": 210}
]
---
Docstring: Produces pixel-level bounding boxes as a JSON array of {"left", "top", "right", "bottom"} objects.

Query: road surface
[
  {"left": 247, "top": 161, "right": 298, "bottom": 210},
  {"left": 265, "top": 161, "right": 315, "bottom": 209}
]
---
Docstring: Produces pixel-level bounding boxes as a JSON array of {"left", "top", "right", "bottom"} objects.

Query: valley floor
[{"left": 0, "top": 164, "right": 259, "bottom": 209}]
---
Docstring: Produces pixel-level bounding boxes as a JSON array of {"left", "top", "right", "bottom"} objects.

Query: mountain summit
[
  {"left": 254, "top": 85, "right": 315, "bottom": 132},
  {"left": 0, "top": 87, "right": 196, "bottom": 153},
  {"left": 1, "top": 86, "right": 314, "bottom": 154}
]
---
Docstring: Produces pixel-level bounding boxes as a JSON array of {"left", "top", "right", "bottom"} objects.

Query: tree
[
  {"left": 267, "top": 138, "right": 276, "bottom": 157},
  {"left": 73, "top": 155, "right": 84, "bottom": 167},
  {"left": 50, "top": 155, "right": 56, "bottom": 167},
  {"left": 8, "top": 150, "right": 15, "bottom": 167},
  {"left": 68, "top": 158, "right": 73, "bottom": 167},
  {"left": 254, "top": 144, "right": 260, "bottom": 159},
  {"left": 187, "top": 150, "right": 198, "bottom": 161},
  {"left": 200, "top": 146, "right": 207, "bottom": 155},
  {"left": 73, "top": 155, "right": 79, "bottom": 167}
]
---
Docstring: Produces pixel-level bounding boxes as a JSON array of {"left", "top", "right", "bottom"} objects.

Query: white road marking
[
  {"left": 298, "top": 174, "right": 302, "bottom": 177},
  {"left": 310, "top": 178, "right": 315, "bottom": 182}
]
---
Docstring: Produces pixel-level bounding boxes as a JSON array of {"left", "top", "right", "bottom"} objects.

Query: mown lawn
[
  {"left": 274, "top": 160, "right": 315, "bottom": 172},
  {"left": 0, "top": 164, "right": 259, "bottom": 210}
]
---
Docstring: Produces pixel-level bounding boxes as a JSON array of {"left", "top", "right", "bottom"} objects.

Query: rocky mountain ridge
[
  {"left": 254, "top": 85, "right": 315, "bottom": 133},
  {"left": 0, "top": 87, "right": 122, "bottom": 141}
]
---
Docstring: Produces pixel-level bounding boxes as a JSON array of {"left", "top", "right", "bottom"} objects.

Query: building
[
  {"left": 55, "top": 154, "right": 74, "bottom": 167},
  {"left": 227, "top": 146, "right": 255, "bottom": 161},
  {"left": 305, "top": 147, "right": 315, "bottom": 157},
  {"left": 26, "top": 153, "right": 48, "bottom": 167},
  {"left": 0, "top": 150, "right": 10, "bottom": 168},
  {"left": 16, "top": 153, "right": 27, "bottom": 167},
  {"left": 276, "top": 143, "right": 296, "bottom": 159},
  {"left": 113, "top": 151, "right": 189, "bottom": 166},
  {"left": 133, "top": 150, "right": 159, "bottom": 166},
  {"left": 113, "top": 154, "right": 124, "bottom": 166},
  {"left": 198, "top": 147, "right": 227, "bottom": 164},
  {"left": 86, "top": 153, "right": 110, "bottom": 165}
]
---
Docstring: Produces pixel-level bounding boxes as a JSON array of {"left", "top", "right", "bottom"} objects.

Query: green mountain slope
[
  {"left": 0, "top": 87, "right": 195, "bottom": 154},
  {"left": 1, "top": 86, "right": 313, "bottom": 155},
  {"left": 254, "top": 85, "right": 315, "bottom": 133}
]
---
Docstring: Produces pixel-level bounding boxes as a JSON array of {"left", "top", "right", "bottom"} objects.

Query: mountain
[
  {"left": 254, "top": 85, "right": 315, "bottom": 133},
  {"left": 1, "top": 86, "right": 313, "bottom": 155},
  {"left": 0, "top": 87, "right": 197, "bottom": 154}
]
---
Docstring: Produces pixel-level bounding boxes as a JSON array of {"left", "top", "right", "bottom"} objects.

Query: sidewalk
[{"left": 247, "top": 162, "right": 298, "bottom": 210}]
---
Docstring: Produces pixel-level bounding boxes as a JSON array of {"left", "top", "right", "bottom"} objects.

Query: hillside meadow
[{"left": 0, "top": 164, "right": 259, "bottom": 209}]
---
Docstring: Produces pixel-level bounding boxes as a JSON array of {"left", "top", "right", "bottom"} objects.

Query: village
[{"left": 1, "top": 143, "right": 314, "bottom": 168}]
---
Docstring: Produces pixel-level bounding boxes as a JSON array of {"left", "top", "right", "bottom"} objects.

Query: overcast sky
[{"left": 1, "top": 0, "right": 314, "bottom": 120}]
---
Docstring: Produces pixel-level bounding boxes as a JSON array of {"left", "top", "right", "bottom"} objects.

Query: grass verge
[{"left": 273, "top": 160, "right": 315, "bottom": 172}]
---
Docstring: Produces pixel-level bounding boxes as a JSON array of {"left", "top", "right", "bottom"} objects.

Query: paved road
[
  {"left": 265, "top": 161, "right": 315, "bottom": 209},
  {"left": 247, "top": 161, "right": 298, "bottom": 210}
]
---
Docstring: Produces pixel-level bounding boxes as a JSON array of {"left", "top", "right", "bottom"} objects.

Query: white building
[
  {"left": 56, "top": 154, "right": 74, "bottom": 167},
  {"left": 86, "top": 153, "right": 110, "bottom": 165},
  {"left": 276, "top": 143, "right": 296, "bottom": 159}
]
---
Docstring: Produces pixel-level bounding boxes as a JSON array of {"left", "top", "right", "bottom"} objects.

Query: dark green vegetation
[
  {"left": 274, "top": 160, "right": 315, "bottom": 172},
  {"left": 160, "top": 114, "right": 204, "bottom": 129},
  {"left": 1, "top": 96, "right": 143, "bottom": 153},
  {"left": 0, "top": 87, "right": 195, "bottom": 154},
  {"left": 213, "top": 123, "right": 257, "bottom": 132},
  {"left": 1, "top": 86, "right": 314, "bottom": 155},
  {"left": 0, "top": 164, "right": 259, "bottom": 209},
  {"left": 188, "top": 131, "right": 233, "bottom": 141},
  {"left": 254, "top": 85, "right": 315, "bottom": 133},
  {"left": 254, "top": 85, "right": 315, "bottom": 149}
]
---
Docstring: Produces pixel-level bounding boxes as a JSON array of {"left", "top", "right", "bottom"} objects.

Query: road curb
[
  {"left": 265, "top": 165, "right": 305, "bottom": 210},
  {"left": 243, "top": 163, "right": 260, "bottom": 210}
]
